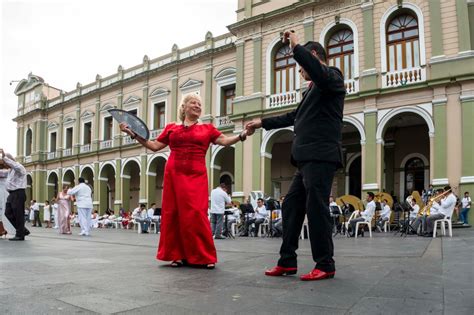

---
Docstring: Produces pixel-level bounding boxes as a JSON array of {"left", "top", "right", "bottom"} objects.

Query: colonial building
[{"left": 13, "top": 0, "right": 474, "bottom": 223}]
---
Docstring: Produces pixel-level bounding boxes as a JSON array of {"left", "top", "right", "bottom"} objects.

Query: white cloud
[{"left": 1, "top": 0, "right": 236, "bottom": 155}]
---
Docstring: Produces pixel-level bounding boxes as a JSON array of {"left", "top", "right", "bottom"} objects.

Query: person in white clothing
[
  {"left": 349, "top": 192, "right": 376, "bottom": 237},
  {"left": 460, "top": 191, "right": 471, "bottom": 225},
  {"left": 209, "top": 183, "right": 232, "bottom": 239},
  {"left": 424, "top": 186, "right": 457, "bottom": 236},
  {"left": 52, "top": 198, "right": 59, "bottom": 229},
  {"left": 376, "top": 199, "right": 391, "bottom": 232},
  {"left": 67, "top": 177, "right": 93, "bottom": 236},
  {"left": 43, "top": 200, "right": 52, "bottom": 228},
  {"left": 243, "top": 198, "right": 268, "bottom": 237}
]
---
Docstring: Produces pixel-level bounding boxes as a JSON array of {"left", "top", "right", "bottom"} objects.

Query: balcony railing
[
  {"left": 150, "top": 129, "right": 161, "bottom": 139},
  {"left": 267, "top": 91, "right": 300, "bottom": 109},
  {"left": 382, "top": 67, "right": 426, "bottom": 88},
  {"left": 80, "top": 144, "right": 91, "bottom": 153},
  {"left": 47, "top": 152, "right": 57, "bottom": 160},
  {"left": 63, "top": 148, "right": 72, "bottom": 157},
  {"left": 123, "top": 136, "right": 135, "bottom": 145},
  {"left": 345, "top": 79, "right": 359, "bottom": 95},
  {"left": 24, "top": 156, "right": 32, "bottom": 163},
  {"left": 100, "top": 140, "right": 113, "bottom": 150},
  {"left": 214, "top": 116, "right": 233, "bottom": 128}
]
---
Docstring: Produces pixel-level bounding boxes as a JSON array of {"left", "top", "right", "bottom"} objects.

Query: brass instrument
[{"left": 418, "top": 188, "right": 452, "bottom": 217}]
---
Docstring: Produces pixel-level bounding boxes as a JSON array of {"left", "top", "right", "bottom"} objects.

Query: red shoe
[
  {"left": 265, "top": 266, "right": 297, "bottom": 276},
  {"left": 300, "top": 269, "right": 335, "bottom": 281}
]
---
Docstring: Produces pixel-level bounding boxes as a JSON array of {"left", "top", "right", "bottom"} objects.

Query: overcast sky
[{"left": 1, "top": 0, "right": 236, "bottom": 155}]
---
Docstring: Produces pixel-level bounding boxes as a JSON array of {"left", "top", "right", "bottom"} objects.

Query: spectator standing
[
  {"left": 210, "top": 183, "right": 232, "bottom": 239},
  {"left": 460, "top": 192, "right": 471, "bottom": 225}
]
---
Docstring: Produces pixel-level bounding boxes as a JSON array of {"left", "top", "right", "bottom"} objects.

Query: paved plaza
[{"left": 0, "top": 226, "right": 472, "bottom": 314}]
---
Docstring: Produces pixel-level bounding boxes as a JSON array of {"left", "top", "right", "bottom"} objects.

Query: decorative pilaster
[
  {"left": 432, "top": 98, "right": 448, "bottom": 187},
  {"left": 428, "top": 0, "right": 444, "bottom": 57},
  {"left": 114, "top": 158, "right": 122, "bottom": 212},
  {"left": 204, "top": 63, "right": 213, "bottom": 117},
  {"left": 303, "top": 18, "right": 314, "bottom": 42},
  {"left": 139, "top": 154, "right": 148, "bottom": 204},
  {"left": 92, "top": 98, "right": 100, "bottom": 151},
  {"left": 235, "top": 40, "right": 245, "bottom": 97},
  {"left": 253, "top": 35, "right": 262, "bottom": 93},
  {"left": 171, "top": 74, "right": 178, "bottom": 122},
  {"left": 233, "top": 141, "right": 244, "bottom": 202},
  {"left": 456, "top": 0, "right": 473, "bottom": 53},
  {"left": 93, "top": 162, "right": 100, "bottom": 213},
  {"left": 360, "top": 1, "right": 377, "bottom": 92},
  {"left": 362, "top": 109, "right": 379, "bottom": 192},
  {"left": 252, "top": 129, "right": 262, "bottom": 190},
  {"left": 114, "top": 90, "right": 123, "bottom": 147}
]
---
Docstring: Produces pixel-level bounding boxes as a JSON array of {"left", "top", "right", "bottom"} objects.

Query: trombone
[{"left": 418, "top": 188, "right": 454, "bottom": 217}]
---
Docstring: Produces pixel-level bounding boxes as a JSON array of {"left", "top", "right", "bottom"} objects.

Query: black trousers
[
  {"left": 5, "top": 189, "right": 27, "bottom": 237},
  {"left": 277, "top": 161, "right": 337, "bottom": 272},
  {"left": 33, "top": 211, "right": 42, "bottom": 227}
]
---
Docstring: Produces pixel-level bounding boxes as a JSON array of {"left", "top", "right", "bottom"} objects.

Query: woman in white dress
[
  {"left": 0, "top": 168, "right": 9, "bottom": 238},
  {"left": 43, "top": 200, "right": 52, "bottom": 228},
  {"left": 51, "top": 198, "right": 59, "bottom": 228}
]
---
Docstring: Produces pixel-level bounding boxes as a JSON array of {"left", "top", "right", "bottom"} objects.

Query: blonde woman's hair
[{"left": 179, "top": 93, "right": 202, "bottom": 122}]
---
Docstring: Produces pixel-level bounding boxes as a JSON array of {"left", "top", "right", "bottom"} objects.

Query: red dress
[{"left": 156, "top": 123, "right": 221, "bottom": 264}]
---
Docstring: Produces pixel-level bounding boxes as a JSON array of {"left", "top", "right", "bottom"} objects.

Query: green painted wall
[
  {"left": 140, "top": 154, "right": 148, "bottom": 203},
  {"left": 252, "top": 129, "right": 262, "bottom": 190},
  {"left": 205, "top": 67, "right": 213, "bottom": 115},
  {"left": 364, "top": 112, "right": 377, "bottom": 185},
  {"left": 461, "top": 99, "right": 474, "bottom": 176},
  {"left": 253, "top": 37, "right": 262, "bottom": 93},
  {"left": 114, "top": 159, "right": 122, "bottom": 212},
  {"left": 234, "top": 141, "right": 244, "bottom": 197},
  {"left": 171, "top": 75, "right": 178, "bottom": 122},
  {"left": 428, "top": 0, "right": 444, "bottom": 56},
  {"left": 304, "top": 20, "right": 314, "bottom": 42},
  {"left": 362, "top": 4, "right": 375, "bottom": 69},
  {"left": 236, "top": 42, "right": 245, "bottom": 97},
  {"left": 456, "top": 0, "right": 472, "bottom": 52},
  {"left": 433, "top": 103, "right": 447, "bottom": 179}
]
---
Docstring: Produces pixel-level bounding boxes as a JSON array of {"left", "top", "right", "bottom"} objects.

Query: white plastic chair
[
  {"left": 355, "top": 215, "right": 373, "bottom": 238},
  {"left": 383, "top": 211, "right": 392, "bottom": 232},
  {"left": 345, "top": 211, "right": 359, "bottom": 236},
  {"left": 433, "top": 204, "right": 455, "bottom": 238},
  {"left": 258, "top": 217, "right": 269, "bottom": 237}
]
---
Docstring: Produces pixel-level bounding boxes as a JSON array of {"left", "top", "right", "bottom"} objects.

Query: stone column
[
  {"left": 432, "top": 98, "right": 448, "bottom": 188},
  {"left": 139, "top": 154, "right": 148, "bottom": 205},
  {"left": 428, "top": 0, "right": 444, "bottom": 58},
  {"left": 92, "top": 98, "right": 100, "bottom": 151},
  {"left": 303, "top": 17, "right": 314, "bottom": 42},
  {"left": 170, "top": 74, "right": 178, "bottom": 121},
  {"left": 253, "top": 35, "right": 262, "bottom": 93},
  {"left": 74, "top": 105, "right": 81, "bottom": 155},
  {"left": 252, "top": 129, "right": 262, "bottom": 190},
  {"left": 460, "top": 93, "right": 474, "bottom": 224},
  {"left": 114, "top": 91, "right": 123, "bottom": 147},
  {"left": 362, "top": 109, "right": 379, "bottom": 192},
  {"left": 114, "top": 158, "right": 122, "bottom": 213},
  {"left": 232, "top": 141, "right": 244, "bottom": 202},
  {"left": 360, "top": 1, "right": 377, "bottom": 92},
  {"left": 204, "top": 63, "right": 213, "bottom": 117},
  {"left": 93, "top": 162, "right": 100, "bottom": 213},
  {"left": 456, "top": 0, "right": 473, "bottom": 53},
  {"left": 235, "top": 40, "right": 245, "bottom": 97}
]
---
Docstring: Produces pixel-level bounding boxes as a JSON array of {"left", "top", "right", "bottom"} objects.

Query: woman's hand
[{"left": 119, "top": 122, "right": 136, "bottom": 138}]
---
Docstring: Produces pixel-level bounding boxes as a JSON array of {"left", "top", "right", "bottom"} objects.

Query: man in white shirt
[
  {"left": 460, "top": 191, "right": 471, "bottom": 225},
  {"left": 376, "top": 199, "right": 391, "bottom": 232},
  {"left": 0, "top": 149, "right": 29, "bottom": 241},
  {"left": 243, "top": 198, "right": 268, "bottom": 237},
  {"left": 210, "top": 183, "right": 232, "bottom": 239},
  {"left": 349, "top": 192, "right": 376, "bottom": 237},
  {"left": 424, "top": 186, "right": 456, "bottom": 236},
  {"left": 31, "top": 200, "right": 41, "bottom": 227},
  {"left": 67, "top": 177, "right": 93, "bottom": 236},
  {"left": 407, "top": 198, "right": 421, "bottom": 234}
]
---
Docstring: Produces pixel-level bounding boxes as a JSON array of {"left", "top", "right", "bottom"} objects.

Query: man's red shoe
[
  {"left": 265, "top": 266, "right": 297, "bottom": 276},
  {"left": 300, "top": 269, "right": 335, "bottom": 281}
]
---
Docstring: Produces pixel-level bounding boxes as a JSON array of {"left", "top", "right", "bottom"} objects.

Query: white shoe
[{"left": 79, "top": 232, "right": 85, "bottom": 236}]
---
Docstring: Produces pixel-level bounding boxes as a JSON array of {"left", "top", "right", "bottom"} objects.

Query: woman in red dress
[{"left": 120, "top": 93, "right": 247, "bottom": 268}]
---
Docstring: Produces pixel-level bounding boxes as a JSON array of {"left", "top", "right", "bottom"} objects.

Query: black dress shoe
[
  {"left": 24, "top": 229, "right": 30, "bottom": 236},
  {"left": 9, "top": 236, "right": 25, "bottom": 241}
]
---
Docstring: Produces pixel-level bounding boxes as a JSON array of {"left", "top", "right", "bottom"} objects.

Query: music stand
[
  {"left": 239, "top": 204, "right": 254, "bottom": 236},
  {"left": 264, "top": 198, "right": 278, "bottom": 238}
]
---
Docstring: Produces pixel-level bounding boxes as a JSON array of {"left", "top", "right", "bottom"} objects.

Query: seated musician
[
  {"left": 411, "top": 190, "right": 441, "bottom": 235},
  {"left": 376, "top": 199, "right": 391, "bottom": 232},
  {"left": 242, "top": 198, "right": 267, "bottom": 237},
  {"left": 349, "top": 192, "right": 376, "bottom": 237},
  {"left": 423, "top": 186, "right": 456, "bottom": 236},
  {"left": 224, "top": 202, "right": 241, "bottom": 236}
]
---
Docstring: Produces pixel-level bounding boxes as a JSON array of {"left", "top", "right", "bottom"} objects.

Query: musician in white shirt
[
  {"left": 67, "top": 177, "right": 93, "bottom": 236},
  {"left": 376, "top": 199, "right": 391, "bottom": 232},
  {"left": 424, "top": 186, "right": 456, "bottom": 236},
  {"left": 349, "top": 192, "right": 376, "bottom": 237},
  {"left": 243, "top": 198, "right": 268, "bottom": 237}
]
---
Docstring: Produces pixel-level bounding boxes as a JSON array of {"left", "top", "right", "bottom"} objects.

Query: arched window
[
  {"left": 327, "top": 28, "right": 354, "bottom": 80},
  {"left": 273, "top": 45, "right": 296, "bottom": 94},
  {"left": 405, "top": 157, "right": 424, "bottom": 195},
  {"left": 386, "top": 13, "right": 420, "bottom": 72},
  {"left": 25, "top": 128, "right": 32, "bottom": 156}
]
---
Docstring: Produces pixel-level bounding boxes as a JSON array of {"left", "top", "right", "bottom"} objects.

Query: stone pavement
[{"left": 0, "top": 225, "right": 472, "bottom": 314}]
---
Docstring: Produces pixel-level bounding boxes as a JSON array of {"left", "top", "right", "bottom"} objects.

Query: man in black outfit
[{"left": 246, "top": 31, "right": 345, "bottom": 281}]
